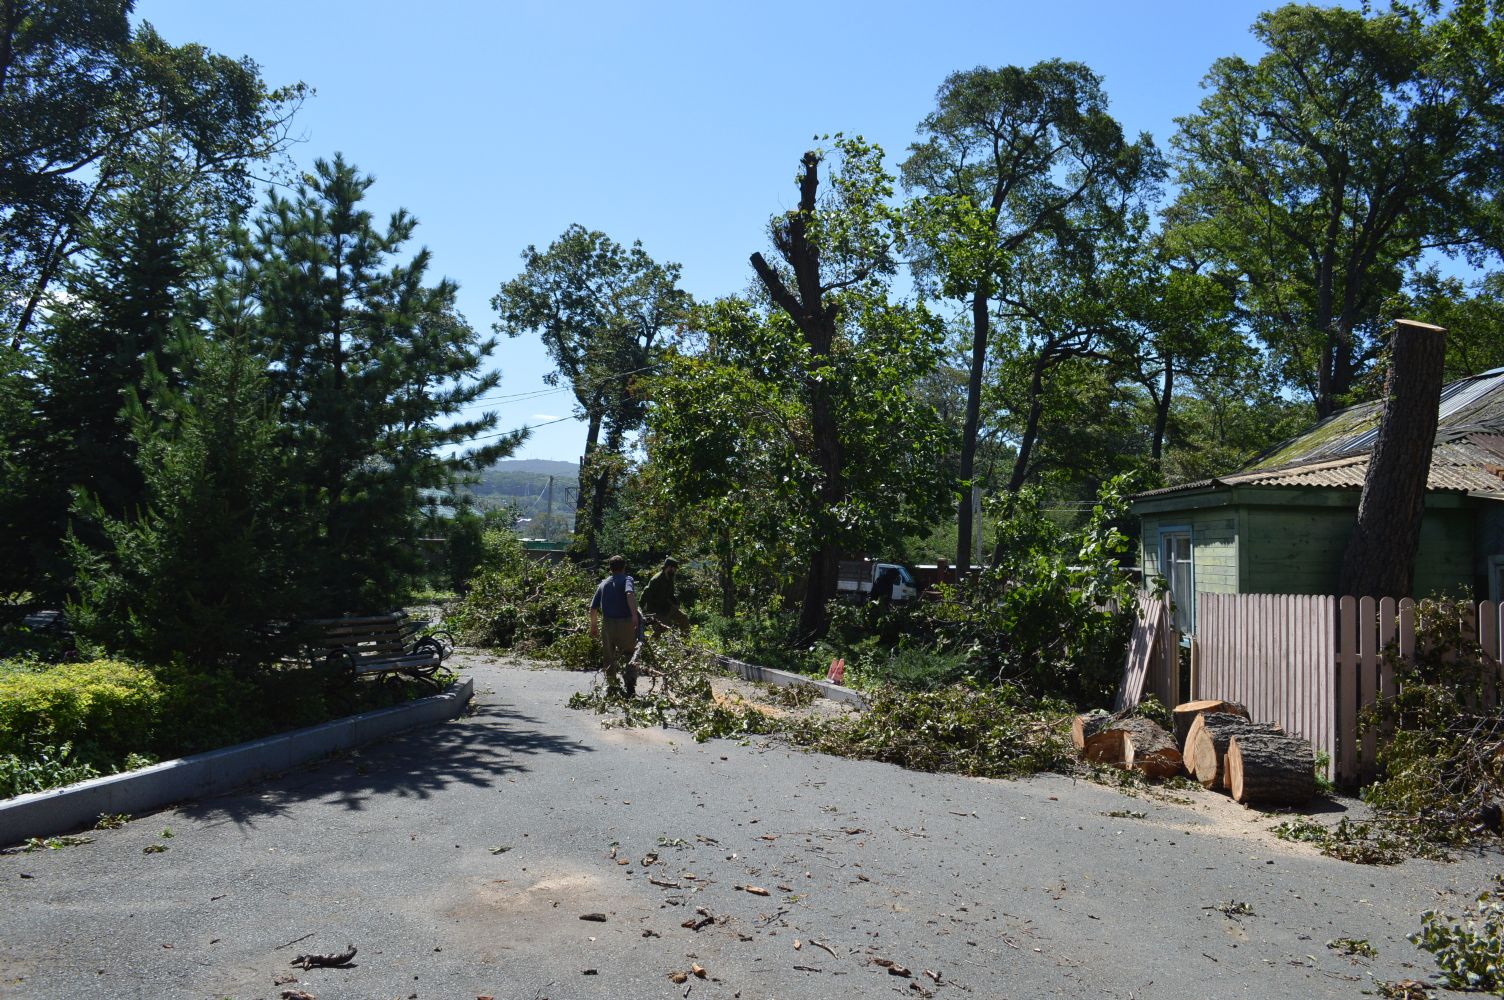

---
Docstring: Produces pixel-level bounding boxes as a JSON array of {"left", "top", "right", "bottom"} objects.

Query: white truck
[{"left": 836, "top": 560, "right": 920, "bottom": 602}]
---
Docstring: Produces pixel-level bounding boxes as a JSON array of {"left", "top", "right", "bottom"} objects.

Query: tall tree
[
  {"left": 1172, "top": 3, "right": 1504, "bottom": 417},
  {"left": 493, "top": 225, "right": 688, "bottom": 560},
  {"left": 253, "top": 155, "right": 520, "bottom": 610},
  {"left": 0, "top": 0, "right": 304, "bottom": 348},
  {"left": 902, "top": 61, "right": 1160, "bottom": 577},
  {"left": 748, "top": 137, "right": 951, "bottom": 639}
]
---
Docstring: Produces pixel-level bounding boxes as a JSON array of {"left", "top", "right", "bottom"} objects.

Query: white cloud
[{"left": 531, "top": 413, "right": 561, "bottom": 421}]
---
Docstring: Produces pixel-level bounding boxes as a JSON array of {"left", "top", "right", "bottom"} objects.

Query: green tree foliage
[
  {"left": 65, "top": 306, "right": 296, "bottom": 667},
  {"left": 0, "top": 0, "right": 304, "bottom": 347},
  {"left": 902, "top": 61, "right": 1161, "bottom": 574},
  {"left": 926, "top": 476, "right": 1140, "bottom": 706},
  {"left": 249, "top": 155, "right": 520, "bottom": 611},
  {"left": 1401, "top": 267, "right": 1504, "bottom": 380},
  {"left": 1171, "top": 2, "right": 1504, "bottom": 416},
  {"left": 492, "top": 225, "right": 689, "bottom": 560}
]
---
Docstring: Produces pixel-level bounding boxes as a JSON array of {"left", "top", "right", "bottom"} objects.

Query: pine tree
[
  {"left": 251, "top": 155, "right": 520, "bottom": 611},
  {"left": 67, "top": 261, "right": 298, "bottom": 667}
]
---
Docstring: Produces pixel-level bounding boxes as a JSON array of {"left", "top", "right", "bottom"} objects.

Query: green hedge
[
  {"left": 0, "top": 659, "right": 162, "bottom": 765},
  {"left": 0, "top": 657, "right": 437, "bottom": 796}
]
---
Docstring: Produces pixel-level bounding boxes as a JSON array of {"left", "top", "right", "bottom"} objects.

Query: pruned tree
[
  {"left": 747, "top": 136, "right": 951, "bottom": 639},
  {"left": 1338, "top": 319, "right": 1447, "bottom": 600}
]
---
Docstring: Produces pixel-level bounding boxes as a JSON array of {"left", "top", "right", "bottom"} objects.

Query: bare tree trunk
[
  {"left": 576, "top": 407, "right": 602, "bottom": 555},
  {"left": 1005, "top": 351, "right": 1051, "bottom": 495},
  {"left": 1338, "top": 320, "right": 1447, "bottom": 600},
  {"left": 584, "top": 420, "right": 622, "bottom": 563},
  {"left": 955, "top": 282, "right": 988, "bottom": 579},
  {"left": 1150, "top": 360, "right": 1174, "bottom": 468}
]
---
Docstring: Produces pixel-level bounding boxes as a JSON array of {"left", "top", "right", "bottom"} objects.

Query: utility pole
[{"left": 544, "top": 475, "right": 555, "bottom": 540}]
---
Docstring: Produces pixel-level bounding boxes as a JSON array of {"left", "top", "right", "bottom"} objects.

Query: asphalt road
[{"left": 0, "top": 654, "right": 1496, "bottom": 1000}]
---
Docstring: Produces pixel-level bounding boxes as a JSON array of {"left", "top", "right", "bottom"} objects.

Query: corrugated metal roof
[
  {"left": 1248, "top": 366, "right": 1504, "bottom": 470},
  {"left": 1137, "top": 399, "right": 1504, "bottom": 501}
]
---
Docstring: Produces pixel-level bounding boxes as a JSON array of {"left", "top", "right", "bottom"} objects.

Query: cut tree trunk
[
  {"left": 1172, "top": 699, "right": 1248, "bottom": 748},
  {"left": 1226, "top": 733, "right": 1317, "bottom": 807},
  {"left": 1073, "top": 711, "right": 1124, "bottom": 765},
  {"left": 1338, "top": 319, "right": 1447, "bottom": 600},
  {"left": 1116, "top": 717, "right": 1183, "bottom": 779},
  {"left": 1185, "top": 713, "right": 1283, "bottom": 789}
]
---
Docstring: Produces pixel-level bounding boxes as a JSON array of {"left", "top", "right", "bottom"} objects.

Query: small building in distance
[{"left": 1132, "top": 367, "right": 1504, "bottom": 634}]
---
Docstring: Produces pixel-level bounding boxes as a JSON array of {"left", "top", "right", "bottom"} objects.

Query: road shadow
[{"left": 176, "top": 699, "right": 591, "bottom": 828}]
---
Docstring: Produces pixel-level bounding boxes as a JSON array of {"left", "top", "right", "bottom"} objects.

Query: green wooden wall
[
  {"left": 1138, "top": 486, "right": 1479, "bottom": 610},
  {"left": 1240, "top": 503, "right": 1473, "bottom": 597},
  {"left": 1140, "top": 511, "right": 1239, "bottom": 630}
]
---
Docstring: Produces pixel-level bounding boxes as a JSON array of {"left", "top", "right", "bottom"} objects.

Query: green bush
[
  {"left": 0, "top": 659, "right": 162, "bottom": 766},
  {"left": 448, "top": 531, "right": 596, "bottom": 652},
  {"left": 920, "top": 477, "right": 1138, "bottom": 706},
  {"left": 0, "top": 655, "right": 438, "bottom": 798},
  {"left": 853, "top": 644, "right": 972, "bottom": 692},
  {"left": 1410, "top": 875, "right": 1504, "bottom": 991},
  {"left": 0, "top": 742, "right": 102, "bottom": 798}
]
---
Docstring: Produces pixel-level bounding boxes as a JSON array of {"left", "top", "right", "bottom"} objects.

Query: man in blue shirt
[{"left": 589, "top": 554, "right": 641, "bottom": 697}]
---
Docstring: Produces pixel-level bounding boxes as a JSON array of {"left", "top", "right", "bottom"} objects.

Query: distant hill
[
  {"left": 466, "top": 459, "right": 580, "bottom": 535},
  {"left": 488, "top": 459, "right": 581, "bottom": 477}
]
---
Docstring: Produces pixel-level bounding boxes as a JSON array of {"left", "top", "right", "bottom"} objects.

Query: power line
[
  {"left": 457, "top": 363, "right": 662, "bottom": 408},
  {"left": 466, "top": 413, "right": 576, "bottom": 443}
]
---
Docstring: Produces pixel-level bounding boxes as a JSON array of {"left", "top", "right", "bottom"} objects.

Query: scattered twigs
[{"left": 288, "top": 945, "right": 356, "bottom": 970}]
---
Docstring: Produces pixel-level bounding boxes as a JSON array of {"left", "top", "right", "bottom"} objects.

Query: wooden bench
[{"left": 306, "top": 613, "right": 453, "bottom": 688}]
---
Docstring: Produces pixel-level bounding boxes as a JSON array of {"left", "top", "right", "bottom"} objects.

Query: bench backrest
[{"left": 307, "top": 614, "right": 421, "bottom": 661}]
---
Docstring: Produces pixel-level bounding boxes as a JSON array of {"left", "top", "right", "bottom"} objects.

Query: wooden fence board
[{"left": 1337, "top": 596, "right": 1358, "bottom": 783}]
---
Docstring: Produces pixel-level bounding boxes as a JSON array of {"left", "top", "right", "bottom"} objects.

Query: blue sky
[{"left": 137, "top": 0, "right": 1289, "bottom": 463}]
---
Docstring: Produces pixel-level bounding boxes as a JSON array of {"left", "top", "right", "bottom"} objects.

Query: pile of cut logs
[{"left": 1072, "top": 699, "right": 1317, "bottom": 807}]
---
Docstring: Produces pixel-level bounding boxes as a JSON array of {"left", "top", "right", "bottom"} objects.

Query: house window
[{"left": 1161, "top": 528, "right": 1194, "bottom": 634}]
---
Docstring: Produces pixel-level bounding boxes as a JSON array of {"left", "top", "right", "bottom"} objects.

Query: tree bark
[
  {"left": 1072, "top": 711, "right": 1125, "bottom": 765},
  {"left": 1150, "top": 360, "right": 1174, "bottom": 468},
  {"left": 717, "top": 526, "right": 735, "bottom": 618},
  {"left": 1185, "top": 712, "right": 1283, "bottom": 789},
  {"left": 954, "top": 281, "right": 989, "bottom": 578},
  {"left": 1117, "top": 717, "right": 1183, "bottom": 779},
  {"left": 1338, "top": 320, "right": 1447, "bottom": 600},
  {"left": 1226, "top": 732, "right": 1316, "bottom": 807}
]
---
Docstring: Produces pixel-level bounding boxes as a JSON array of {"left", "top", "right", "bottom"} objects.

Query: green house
[{"left": 1133, "top": 368, "right": 1504, "bottom": 634}]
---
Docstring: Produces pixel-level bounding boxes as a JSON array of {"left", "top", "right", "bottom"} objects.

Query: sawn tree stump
[
  {"left": 1171, "top": 699, "right": 1248, "bottom": 747},
  {"left": 1185, "top": 713, "right": 1282, "bottom": 789},
  {"left": 1115, "top": 717, "right": 1182, "bottom": 779},
  {"left": 1072, "top": 711, "right": 1123, "bottom": 764},
  {"left": 1226, "top": 732, "right": 1316, "bottom": 807}
]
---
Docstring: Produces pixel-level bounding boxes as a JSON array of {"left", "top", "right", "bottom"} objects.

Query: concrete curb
[
  {"left": 714, "top": 655, "right": 868, "bottom": 709},
  {"left": 0, "top": 677, "right": 474, "bottom": 847}
]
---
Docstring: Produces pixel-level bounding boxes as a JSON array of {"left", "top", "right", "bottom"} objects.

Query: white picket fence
[{"left": 1192, "top": 594, "right": 1504, "bottom": 783}]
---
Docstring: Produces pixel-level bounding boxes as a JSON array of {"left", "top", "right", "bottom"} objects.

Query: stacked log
[
  {"left": 1117, "top": 717, "right": 1183, "bottom": 779},
  {"left": 1071, "top": 711, "right": 1124, "bottom": 765},
  {"left": 1185, "top": 713, "right": 1283, "bottom": 789},
  {"left": 1226, "top": 733, "right": 1316, "bottom": 806},
  {"left": 1171, "top": 699, "right": 1248, "bottom": 747}
]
